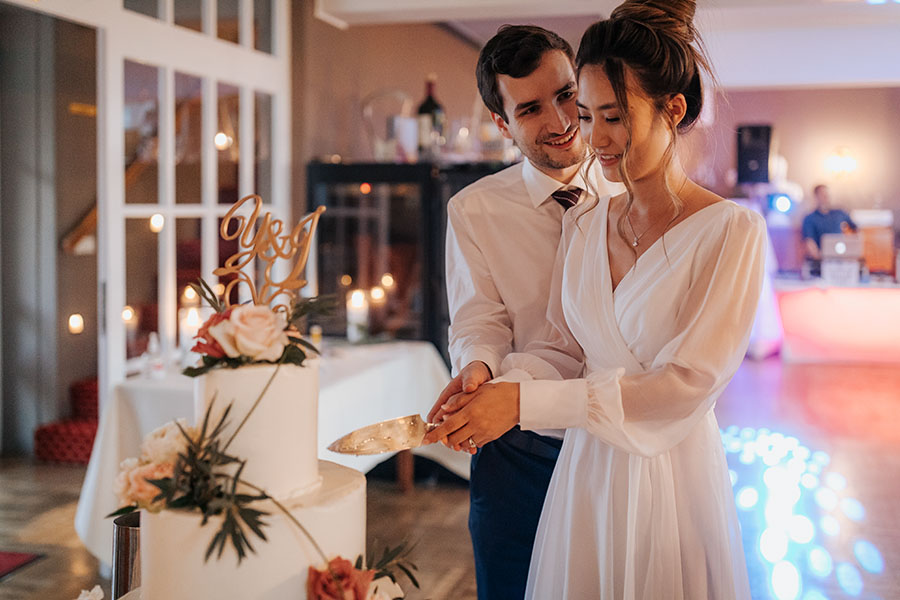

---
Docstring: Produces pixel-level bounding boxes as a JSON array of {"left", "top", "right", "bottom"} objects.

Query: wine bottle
[{"left": 417, "top": 74, "right": 446, "bottom": 160}]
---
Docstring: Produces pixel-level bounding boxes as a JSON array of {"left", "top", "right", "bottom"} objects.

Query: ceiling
[
  {"left": 314, "top": 0, "right": 900, "bottom": 89},
  {"left": 314, "top": 0, "right": 900, "bottom": 30}
]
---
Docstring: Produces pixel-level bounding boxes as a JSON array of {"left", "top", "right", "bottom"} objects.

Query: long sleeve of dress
[
  {"left": 445, "top": 198, "right": 513, "bottom": 377},
  {"left": 507, "top": 208, "right": 767, "bottom": 458}
]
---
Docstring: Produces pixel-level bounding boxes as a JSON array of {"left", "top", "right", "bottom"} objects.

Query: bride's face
[{"left": 576, "top": 64, "right": 676, "bottom": 184}]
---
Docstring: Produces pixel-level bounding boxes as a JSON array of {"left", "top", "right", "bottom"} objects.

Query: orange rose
[
  {"left": 192, "top": 308, "right": 233, "bottom": 358},
  {"left": 307, "top": 557, "right": 375, "bottom": 600}
]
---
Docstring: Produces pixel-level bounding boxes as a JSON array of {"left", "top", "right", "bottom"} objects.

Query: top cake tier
[{"left": 193, "top": 361, "right": 320, "bottom": 500}]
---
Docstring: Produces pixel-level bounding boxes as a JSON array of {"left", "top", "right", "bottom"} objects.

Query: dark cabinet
[{"left": 306, "top": 161, "right": 506, "bottom": 365}]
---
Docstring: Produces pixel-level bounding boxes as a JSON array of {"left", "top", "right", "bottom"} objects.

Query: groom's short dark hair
[{"left": 476, "top": 25, "right": 574, "bottom": 123}]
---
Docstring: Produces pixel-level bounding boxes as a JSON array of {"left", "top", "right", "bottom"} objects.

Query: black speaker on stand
[{"left": 737, "top": 125, "right": 771, "bottom": 184}]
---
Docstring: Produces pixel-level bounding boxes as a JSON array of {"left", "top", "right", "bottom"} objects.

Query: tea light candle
[
  {"left": 346, "top": 289, "right": 369, "bottom": 343},
  {"left": 178, "top": 307, "right": 203, "bottom": 350}
]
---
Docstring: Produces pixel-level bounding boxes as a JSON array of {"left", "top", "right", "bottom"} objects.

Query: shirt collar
[{"left": 521, "top": 157, "right": 593, "bottom": 209}]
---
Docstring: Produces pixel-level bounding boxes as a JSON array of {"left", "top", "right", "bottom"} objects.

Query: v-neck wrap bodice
[{"left": 499, "top": 195, "right": 766, "bottom": 600}]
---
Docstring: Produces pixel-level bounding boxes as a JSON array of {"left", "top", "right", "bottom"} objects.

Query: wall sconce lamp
[
  {"left": 68, "top": 314, "right": 85, "bottom": 334},
  {"left": 824, "top": 147, "right": 858, "bottom": 176}
]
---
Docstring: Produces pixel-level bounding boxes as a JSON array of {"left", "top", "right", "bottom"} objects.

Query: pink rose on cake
[
  {"left": 307, "top": 557, "right": 375, "bottom": 600},
  {"left": 114, "top": 458, "right": 173, "bottom": 512},
  {"left": 113, "top": 420, "right": 198, "bottom": 512}
]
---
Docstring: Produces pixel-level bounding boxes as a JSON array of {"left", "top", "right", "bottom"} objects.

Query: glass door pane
[
  {"left": 254, "top": 90, "right": 272, "bottom": 203},
  {"left": 175, "top": 72, "right": 202, "bottom": 204},
  {"left": 174, "top": 0, "right": 203, "bottom": 33},
  {"left": 218, "top": 216, "right": 242, "bottom": 306},
  {"left": 176, "top": 218, "right": 204, "bottom": 350},
  {"left": 124, "top": 59, "right": 160, "bottom": 204},
  {"left": 217, "top": 82, "right": 240, "bottom": 205},
  {"left": 125, "top": 217, "right": 161, "bottom": 359},
  {"left": 123, "top": 0, "right": 160, "bottom": 19},
  {"left": 253, "top": 0, "right": 273, "bottom": 53},
  {"left": 217, "top": 0, "right": 239, "bottom": 44}
]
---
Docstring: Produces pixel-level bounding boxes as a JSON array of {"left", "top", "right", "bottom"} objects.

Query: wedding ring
[{"left": 467, "top": 438, "right": 477, "bottom": 450}]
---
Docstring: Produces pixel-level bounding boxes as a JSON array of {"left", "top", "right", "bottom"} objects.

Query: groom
[{"left": 428, "top": 25, "right": 618, "bottom": 599}]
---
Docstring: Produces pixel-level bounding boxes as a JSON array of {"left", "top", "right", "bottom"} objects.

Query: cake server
[{"left": 327, "top": 414, "right": 437, "bottom": 455}]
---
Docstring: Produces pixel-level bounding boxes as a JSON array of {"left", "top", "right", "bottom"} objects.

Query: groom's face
[{"left": 491, "top": 50, "right": 586, "bottom": 175}]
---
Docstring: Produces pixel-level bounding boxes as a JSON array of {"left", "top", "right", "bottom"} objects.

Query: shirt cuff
[
  {"left": 456, "top": 347, "right": 502, "bottom": 379},
  {"left": 519, "top": 378, "right": 589, "bottom": 431}
]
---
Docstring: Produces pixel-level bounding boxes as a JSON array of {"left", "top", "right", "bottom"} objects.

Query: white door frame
[{"left": 2, "top": 0, "right": 292, "bottom": 413}]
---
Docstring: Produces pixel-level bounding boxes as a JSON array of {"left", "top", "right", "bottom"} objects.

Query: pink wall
[
  {"left": 292, "top": 4, "right": 481, "bottom": 210},
  {"left": 682, "top": 86, "right": 900, "bottom": 217}
]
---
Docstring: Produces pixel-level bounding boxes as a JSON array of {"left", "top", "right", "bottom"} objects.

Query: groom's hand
[
  {"left": 423, "top": 382, "right": 520, "bottom": 452},
  {"left": 427, "top": 361, "right": 492, "bottom": 424}
]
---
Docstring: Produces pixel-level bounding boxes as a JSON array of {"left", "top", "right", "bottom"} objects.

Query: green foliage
[
  {"left": 190, "top": 278, "right": 226, "bottom": 313},
  {"left": 368, "top": 541, "right": 420, "bottom": 590},
  {"left": 109, "top": 400, "right": 272, "bottom": 564}
]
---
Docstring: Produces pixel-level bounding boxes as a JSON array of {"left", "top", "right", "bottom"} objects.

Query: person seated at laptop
[{"left": 802, "top": 184, "right": 857, "bottom": 261}]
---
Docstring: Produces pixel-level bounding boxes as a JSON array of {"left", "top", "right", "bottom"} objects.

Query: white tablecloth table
[{"left": 74, "top": 341, "right": 468, "bottom": 566}]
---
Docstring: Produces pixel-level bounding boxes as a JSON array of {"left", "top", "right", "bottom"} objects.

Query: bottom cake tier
[{"left": 139, "top": 460, "right": 366, "bottom": 600}]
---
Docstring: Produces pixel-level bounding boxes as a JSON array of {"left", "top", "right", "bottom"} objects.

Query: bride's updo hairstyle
[{"left": 576, "top": 0, "right": 713, "bottom": 242}]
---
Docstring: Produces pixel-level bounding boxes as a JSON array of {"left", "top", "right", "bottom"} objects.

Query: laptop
[{"left": 820, "top": 233, "right": 863, "bottom": 260}]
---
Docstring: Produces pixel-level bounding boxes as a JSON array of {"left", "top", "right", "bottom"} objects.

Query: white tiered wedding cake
[{"left": 139, "top": 362, "right": 367, "bottom": 600}]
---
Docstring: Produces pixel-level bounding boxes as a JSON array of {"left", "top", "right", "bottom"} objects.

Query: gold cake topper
[{"left": 213, "top": 194, "right": 326, "bottom": 311}]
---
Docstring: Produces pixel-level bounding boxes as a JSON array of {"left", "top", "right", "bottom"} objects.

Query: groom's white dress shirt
[{"left": 445, "top": 158, "right": 619, "bottom": 433}]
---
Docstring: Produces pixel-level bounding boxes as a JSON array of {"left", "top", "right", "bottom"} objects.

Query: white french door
[{"left": 2, "top": 0, "right": 291, "bottom": 412}]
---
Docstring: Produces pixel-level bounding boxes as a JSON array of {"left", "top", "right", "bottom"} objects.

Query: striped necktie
[{"left": 551, "top": 187, "right": 582, "bottom": 211}]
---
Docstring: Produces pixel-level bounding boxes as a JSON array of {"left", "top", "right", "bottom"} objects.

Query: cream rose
[
  {"left": 140, "top": 418, "right": 194, "bottom": 464},
  {"left": 229, "top": 305, "right": 289, "bottom": 362},
  {"left": 207, "top": 318, "right": 241, "bottom": 358},
  {"left": 113, "top": 457, "right": 141, "bottom": 505}
]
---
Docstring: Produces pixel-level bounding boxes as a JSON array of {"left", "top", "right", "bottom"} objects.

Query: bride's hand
[
  {"left": 427, "top": 361, "right": 492, "bottom": 423},
  {"left": 422, "top": 382, "right": 520, "bottom": 453}
]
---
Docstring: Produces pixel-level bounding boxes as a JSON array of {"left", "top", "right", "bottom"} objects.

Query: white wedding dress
[{"left": 501, "top": 196, "right": 765, "bottom": 600}]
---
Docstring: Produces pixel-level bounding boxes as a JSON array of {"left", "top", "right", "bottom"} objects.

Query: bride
[{"left": 425, "top": 1, "right": 763, "bottom": 598}]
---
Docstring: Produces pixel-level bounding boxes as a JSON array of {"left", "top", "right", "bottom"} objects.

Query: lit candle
[
  {"left": 346, "top": 289, "right": 369, "bottom": 343},
  {"left": 178, "top": 307, "right": 203, "bottom": 350},
  {"left": 370, "top": 286, "right": 386, "bottom": 305},
  {"left": 182, "top": 285, "right": 200, "bottom": 307}
]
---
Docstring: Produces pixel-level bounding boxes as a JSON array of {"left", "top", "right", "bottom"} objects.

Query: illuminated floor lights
[
  {"left": 772, "top": 561, "right": 801, "bottom": 600},
  {"left": 737, "top": 486, "right": 759, "bottom": 509},
  {"left": 840, "top": 497, "right": 865, "bottom": 522},
  {"left": 853, "top": 540, "right": 884, "bottom": 574},
  {"left": 820, "top": 515, "right": 840, "bottom": 537},
  {"left": 808, "top": 545, "right": 833, "bottom": 577},
  {"left": 720, "top": 426, "right": 884, "bottom": 599},
  {"left": 788, "top": 515, "right": 815, "bottom": 544},
  {"left": 835, "top": 562, "right": 863, "bottom": 595},
  {"left": 824, "top": 472, "right": 847, "bottom": 491}
]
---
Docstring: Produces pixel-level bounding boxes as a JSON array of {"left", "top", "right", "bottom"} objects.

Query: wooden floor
[{"left": 1, "top": 358, "right": 898, "bottom": 599}]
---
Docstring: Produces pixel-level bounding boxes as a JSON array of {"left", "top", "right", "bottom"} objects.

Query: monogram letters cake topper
[{"left": 213, "top": 194, "right": 326, "bottom": 311}]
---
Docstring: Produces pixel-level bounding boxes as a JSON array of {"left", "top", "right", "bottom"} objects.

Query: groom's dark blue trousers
[{"left": 469, "top": 425, "right": 562, "bottom": 600}]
